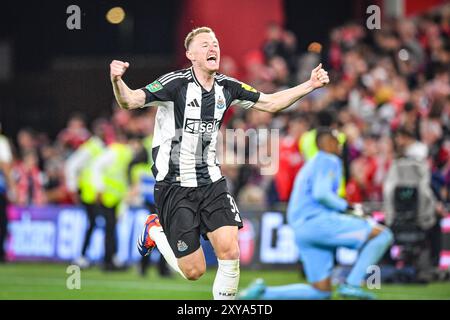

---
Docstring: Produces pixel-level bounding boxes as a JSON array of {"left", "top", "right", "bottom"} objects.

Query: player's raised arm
[
  {"left": 110, "top": 60, "right": 146, "bottom": 110},
  {"left": 252, "top": 63, "right": 329, "bottom": 113}
]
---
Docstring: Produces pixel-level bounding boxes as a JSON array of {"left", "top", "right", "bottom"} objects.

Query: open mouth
[{"left": 207, "top": 56, "right": 217, "bottom": 62}]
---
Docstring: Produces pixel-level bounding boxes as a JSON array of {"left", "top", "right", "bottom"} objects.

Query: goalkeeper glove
[{"left": 346, "top": 203, "right": 366, "bottom": 217}]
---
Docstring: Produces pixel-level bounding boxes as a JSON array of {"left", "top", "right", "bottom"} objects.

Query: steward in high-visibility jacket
[
  {"left": 92, "top": 142, "right": 134, "bottom": 209},
  {"left": 65, "top": 136, "right": 105, "bottom": 204},
  {"left": 128, "top": 135, "right": 155, "bottom": 209},
  {"left": 65, "top": 120, "right": 108, "bottom": 267},
  {"left": 91, "top": 136, "right": 135, "bottom": 270}
]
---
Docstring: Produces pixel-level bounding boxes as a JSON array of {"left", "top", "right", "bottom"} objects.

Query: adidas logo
[
  {"left": 187, "top": 99, "right": 200, "bottom": 108},
  {"left": 234, "top": 213, "right": 241, "bottom": 223}
]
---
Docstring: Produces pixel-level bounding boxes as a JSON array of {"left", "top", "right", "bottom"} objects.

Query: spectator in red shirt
[
  {"left": 274, "top": 114, "right": 309, "bottom": 201},
  {"left": 13, "top": 151, "right": 46, "bottom": 206},
  {"left": 57, "top": 114, "right": 90, "bottom": 151},
  {"left": 346, "top": 134, "right": 384, "bottom": 202}
]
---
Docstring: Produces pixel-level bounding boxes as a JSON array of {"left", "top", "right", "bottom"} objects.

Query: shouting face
[{"left": 186, "top": 31, "right": 220, "bottom": 73}]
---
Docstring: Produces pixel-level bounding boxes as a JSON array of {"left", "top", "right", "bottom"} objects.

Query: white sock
[
  {"left": 149, "top": 226, "right": 186, "bottom": 279},
  {"left": 213, "top": 259, "right": 240, "bottom": 300}
]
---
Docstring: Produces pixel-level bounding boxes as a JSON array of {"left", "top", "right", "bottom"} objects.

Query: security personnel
[
  {"left": 92, "top": 130, "right": 136, "bottom": 271},
  {"left": 65, "top": 119, "right": 107, "bottom": 268}
]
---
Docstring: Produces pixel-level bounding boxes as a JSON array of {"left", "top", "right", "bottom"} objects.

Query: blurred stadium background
[{"left": 0, "top": 0, "right": 450, "bottom": 299}]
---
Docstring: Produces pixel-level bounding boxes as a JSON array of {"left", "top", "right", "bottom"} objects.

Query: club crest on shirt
[
  {"left": 177, "top": 240, "right": 188, "bottom": 252},
  {"left": 146, "top": 80, "right": 163, "bottom": 93},
  {"left": 216, "top": 96, "right": 226, "bottom": 109}
]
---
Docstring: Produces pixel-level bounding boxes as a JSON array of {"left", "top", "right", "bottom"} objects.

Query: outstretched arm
[
  {"left": 252, "top": 64, "right": 329, "bottom": 113},
  {"left": 110, "top": 60, "right": 146, "bottom": 110}
]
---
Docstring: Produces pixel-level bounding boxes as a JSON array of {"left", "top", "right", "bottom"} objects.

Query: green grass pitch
[{"left": 0, "top": 263, "right": 449, "bottom": 300}]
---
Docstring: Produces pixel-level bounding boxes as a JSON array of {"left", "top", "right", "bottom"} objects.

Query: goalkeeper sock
[
  {"left": 149, "top": 226, "right": 186, "bottom": 279},
  {"left": 262, "top": 283, "right": 331, "bottom": 300},
  {"left": 213, "top": 259, "right": 240, "bottom": 300},
  {"left": 346, "top": 228, "right": 393, "bottom": 287}
]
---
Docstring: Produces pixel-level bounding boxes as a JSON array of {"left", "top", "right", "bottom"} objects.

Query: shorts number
[{"left": 226, "top": 194, "right": 240, "bottom": 213}]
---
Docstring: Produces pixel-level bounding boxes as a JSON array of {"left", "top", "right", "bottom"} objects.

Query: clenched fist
[
  {"left": 110, "top": 60, "right": 129, "bottom": 82},
  {"left": 309, "top": 63, "right": 330, "bottom": 89}
]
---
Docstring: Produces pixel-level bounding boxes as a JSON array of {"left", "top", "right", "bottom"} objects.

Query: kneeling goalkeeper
[{"left": 239, "top": 128, "right": 393, "bottom": 300}]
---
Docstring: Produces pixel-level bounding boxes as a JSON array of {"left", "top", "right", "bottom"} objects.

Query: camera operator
[{"left": 383, "top": 127, "right": 443, "bottom": 281}]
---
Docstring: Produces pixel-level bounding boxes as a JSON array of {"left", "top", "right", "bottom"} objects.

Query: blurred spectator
[
  {"left": 41, "top": 144, "right": 72, "bottom": 204},
  {"left": 17, "top": 128, "right": 38, "bottom": 155},
  {"left": 346, "top": 134, "right": 383, "bottom": 202},
  {"left": 267, "top": 56, "right": 290, "bottom": 86},
  {"left": 0, "top": 123, "right": 14, "bottom": 262},
  {"left": 394, "top": 126, "right": 428, "bottom": 162},
  {"left": 392, "top": 101, "right": 421, "bottom": 139},
  {"left": 262, "top": 22, "right": 297, "bottom": 74},
  {"left": 57, "top": 114, "right": 90, "bottom": 151},
  {"left": 274, "top": 114, "right": 308, "bottom": 202},
  {"left": 220, "top": 55, "right": 240, "bottom": 79},
  {"left": 12, "top": 151, "right": 46, "bottom": 206}
]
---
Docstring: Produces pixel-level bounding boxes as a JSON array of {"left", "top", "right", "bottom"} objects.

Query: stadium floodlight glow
[
  {"left": 106, "top": 7, "right": 125, "bottom": 24},
  {"left": 308, "top": 42, "right": 322, "bottom": 53}
]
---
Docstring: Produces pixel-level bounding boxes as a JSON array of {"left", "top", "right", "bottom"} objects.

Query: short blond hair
[{"left": 184, "top": 26, "right": 215, "bottom": 50}]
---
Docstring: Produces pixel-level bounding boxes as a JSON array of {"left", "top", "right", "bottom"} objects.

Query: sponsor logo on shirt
[{"left": 184, "top": 118, "right": 220, "bottom": 134}]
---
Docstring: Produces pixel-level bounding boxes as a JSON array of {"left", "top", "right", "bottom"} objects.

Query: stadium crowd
[
  {"left": 2, "top": 7, "right": 450, "bottom": 204},
  {"left": 0, "top": 6, "right": 449, "bottom": 257},
  {"left": 228, "top": 8, "right": 450, "bottom": 209}
]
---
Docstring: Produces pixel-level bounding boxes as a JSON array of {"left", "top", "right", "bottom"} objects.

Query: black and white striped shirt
[{"left": 141, "top": 67, "right": 260, "bottom": 187}]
